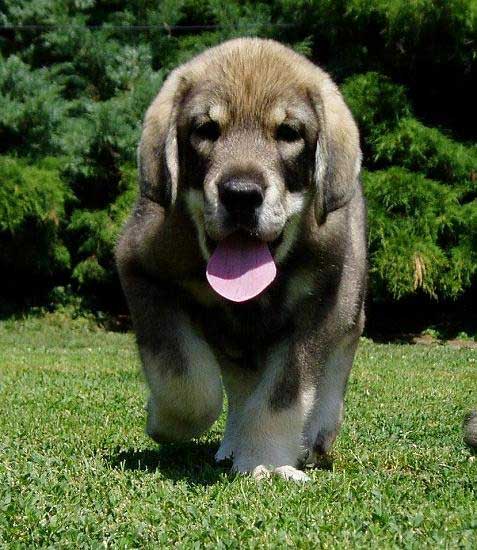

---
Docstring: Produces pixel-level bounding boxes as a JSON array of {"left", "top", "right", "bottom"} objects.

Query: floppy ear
[
  {"left": 138, "top": 71, "right": 187, "bottom": 208},
  {"left": 312, "top": 79, "right": 362, "bottom": 224}
]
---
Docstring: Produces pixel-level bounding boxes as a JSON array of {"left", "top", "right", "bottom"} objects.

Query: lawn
[{"left": 0, "top": 314, "right": 475, "bottom": 548}]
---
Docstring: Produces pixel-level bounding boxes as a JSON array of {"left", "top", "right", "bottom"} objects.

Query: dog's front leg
[
  {"left": 120, "top": 273, "right": 223, "bottom": 442},
  {"left": 302, "top": 335, "right": 359, "bottom": 464},
  {"left": 224, "top": 340, "right": 315, "bottom": 482}
]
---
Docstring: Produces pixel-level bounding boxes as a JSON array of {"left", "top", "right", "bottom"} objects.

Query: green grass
[{"left": 1, "top": 315, "right": 476, "bottom": 548}]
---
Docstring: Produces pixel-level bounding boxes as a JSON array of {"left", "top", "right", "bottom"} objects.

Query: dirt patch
[
  {"left": 411, "top": 335, "right": 477, "bottom": 349},
  {"left": 445, "top": 338, "right": 477, "bottom": 349}
]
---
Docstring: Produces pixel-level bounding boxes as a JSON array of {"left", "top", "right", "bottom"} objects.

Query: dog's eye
[
  {"left": 193, "top": 121, "right": 220, "bottom": 142},
  {"left": 276, "top": 124, "right": 302, "bottom": 143}
]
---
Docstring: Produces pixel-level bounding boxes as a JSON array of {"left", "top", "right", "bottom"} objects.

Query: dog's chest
[
  {"left": 180, "top": 254, "right": 320, "bottom": 360},
  {"left": 184, "top": 280, "right": 291, "bottom": 360}
]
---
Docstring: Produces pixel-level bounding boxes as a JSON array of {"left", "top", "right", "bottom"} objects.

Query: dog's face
[
  {"left": 139, "top": 39, "right": 360, "bottom": 262},
  {"left": 178, "top": 77, "right": 318, "bottom": 256}
]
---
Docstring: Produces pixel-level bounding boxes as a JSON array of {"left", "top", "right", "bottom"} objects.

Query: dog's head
[{"left": 139, "top": 39, "right": 361, "bottom": 262}]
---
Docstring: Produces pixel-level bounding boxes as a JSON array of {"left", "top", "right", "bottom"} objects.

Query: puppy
[
  {"left": 116, "top": 38, "right": 367, "bottom": 482},
  {"left": 464, "top": 411, "right": 477, "bottom": 450}
]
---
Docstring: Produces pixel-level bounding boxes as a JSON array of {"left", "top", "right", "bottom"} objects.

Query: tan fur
[{"left": 116, "top": 38, "right": 367, "bottom": 481}]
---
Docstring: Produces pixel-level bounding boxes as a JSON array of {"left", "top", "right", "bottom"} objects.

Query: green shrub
[
  {"left": 0, "top": 55, "right": 67, "bottom": 156},
  {"left": 44, "top": 32, "right": 155, "bottom": 100},
  {"left": 68, "top": 164, "right": 136, "bottom": 298},
  {"left": 373, "top": 118, "right": 477, "bottom": 185},
  {"left": 147, "top": 0, "right": 276, "bottom": 69},
  {"left": 342, "top": 72, "right": 410, "bottom": 140},
  {"left": 61, "top": 70, "right": 163, "bottom": 209},
  {"left": 0, "top": 0, "right": 476, "bottom": 312},
  {"left": 0, "top": 156, "right": 71, "bottom": 294},
  {"left": 364, "top": 167, "right": 477, "bottom": 301}
]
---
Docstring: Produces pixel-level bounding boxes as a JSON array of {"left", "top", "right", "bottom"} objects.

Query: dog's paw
[
  {"left": 251, "top": 465, "right": 271, "bottom": 480},
  {"left": 231, "top": 463, "right": 271, "bottom": 480},
  {"left": 232, "top": 460, "right": 310, "bottom": 483},
  {"left": 215, "top": 441, "right": 234, "bottom": 463},
  {"left": 272, "top": 465, "right": 311, "bottom": 483}
]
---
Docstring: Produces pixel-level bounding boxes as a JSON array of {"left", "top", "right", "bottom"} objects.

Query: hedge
[{"left": 0, "top": 0, "right": 475, "bottom": 310}]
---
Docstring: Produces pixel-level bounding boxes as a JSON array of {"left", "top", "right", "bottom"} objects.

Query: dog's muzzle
[{"left": 218, "top": 178, "right": 264, "bottom": 230}]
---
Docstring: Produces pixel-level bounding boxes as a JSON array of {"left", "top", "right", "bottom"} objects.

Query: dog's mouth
[
  {"left": 205, "top": 230, "right": 283, "bottom": 256},
  {"left": 205, "top": 230, "right": 282, "bottom": 303}
]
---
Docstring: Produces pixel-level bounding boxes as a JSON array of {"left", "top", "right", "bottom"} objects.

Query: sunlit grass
[{"left": 1, "top": 316, "right": 475, "bottom": 547}]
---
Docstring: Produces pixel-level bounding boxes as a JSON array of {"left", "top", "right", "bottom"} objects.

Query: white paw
[
  {"left": 251, "top": 465, "right": 271, "bottom": 480},
  {"left": 272, "top": 465, "right": 311, "bottom": 483}
]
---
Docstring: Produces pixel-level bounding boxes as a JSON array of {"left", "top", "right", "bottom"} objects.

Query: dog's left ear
[{"left": 311, "top": 78, "right": 361, "bottom": 224}]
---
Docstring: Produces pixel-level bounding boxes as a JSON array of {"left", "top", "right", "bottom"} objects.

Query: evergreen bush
[
  {"left": 68, "top": 163, "right": 136, "bottom": 296},
  {"left": 364, "top": 168, "right": 477, "bottom": 301},
  {"left": 0, "top": 55, "right": 66, "bottom": 156},
  {"left": 0, "top": 0, "right": 475, "bottom": 310},
  {"left": 0, "top": 156, "right": 71, "bottom": 294},
  {"left": 373, "top": 118, "right": 477, "bottom": 185},
  {"left": 341, "top": 72, "right": 410, "bottom": 141}
]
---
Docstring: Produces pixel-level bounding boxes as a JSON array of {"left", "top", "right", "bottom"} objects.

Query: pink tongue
[{"left": 206, "top": 234, "right": 277, "bottom": 302}]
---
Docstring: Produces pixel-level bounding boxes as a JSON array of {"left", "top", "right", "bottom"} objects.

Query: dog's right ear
[{"left": 138, "top": 71, "right": 188, "bottom": 208}]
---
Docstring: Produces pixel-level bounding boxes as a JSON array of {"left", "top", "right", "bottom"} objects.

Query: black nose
[{"left": 219, "top": 179, "right": 264, "bottom": 219}]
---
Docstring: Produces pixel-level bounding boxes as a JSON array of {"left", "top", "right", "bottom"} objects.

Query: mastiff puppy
[{"left": 116, "top": 38, "right": 367, "bottom": 482}]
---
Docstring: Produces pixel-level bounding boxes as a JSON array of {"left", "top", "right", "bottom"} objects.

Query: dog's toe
[
  {"left": 272, "top": 465, "right": 311, "bottom": 483},
  {"left": 251, "top": 465, "right": 271, "bottom": 480}
]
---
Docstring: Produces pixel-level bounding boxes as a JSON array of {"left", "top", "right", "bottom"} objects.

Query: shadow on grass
[
  {"left": 106, "top": 441, "right": 336, "bottom": 485},
  {"left": 311, "top": 454, "right": 334, "bottom": 471},
  {"left": 104, "top": 440, "right": 233, "bottom": 485}
]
